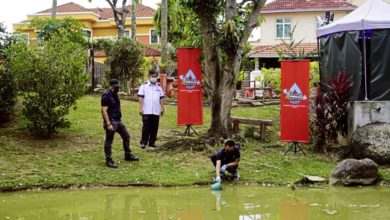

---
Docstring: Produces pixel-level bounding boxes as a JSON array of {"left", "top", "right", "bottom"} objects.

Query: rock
[
  {"left": 251, "top": 102, "right": 264, "bottom": 106},
  {"left": 351, "top": 123, "right": 390, "bottom": 164},
  {"left": 295, "top": 175, "right": 326, "bottom": 185},
  {"left": 330, "top": 158, "right": 379, "bottom": 186}
]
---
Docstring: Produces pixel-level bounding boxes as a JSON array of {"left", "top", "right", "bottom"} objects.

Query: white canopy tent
[
  {"left": 317, "top": 0, "right": 390, "bottom": 37},
  {"left": 316, "top": 0, "right": 390, "bottom": 101}
]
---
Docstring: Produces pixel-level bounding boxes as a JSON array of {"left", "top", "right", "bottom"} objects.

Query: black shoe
[
  {"left": 125, "top": 153, "right": 139, "bottom": 161},
  {"left": 106, "top": 160, "right": 118, "bottom": 168},
  {"left": 232, "top": 172, "right": 240, "bottom": 181},
  {"left": 148, "top": 144, "right": 158, "bottom": 148},
  {"left": 140, "top": 144, "right": 146, "bottom": 149}
]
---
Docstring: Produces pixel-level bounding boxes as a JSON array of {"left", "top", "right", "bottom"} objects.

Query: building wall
[
  {"left": 14, "top": 15, "right": 157, "bottom": 46},
  {"left": 258, "top": 10, "right": 351, "bottom": 45}
]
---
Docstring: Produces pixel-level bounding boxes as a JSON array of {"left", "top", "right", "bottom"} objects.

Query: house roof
[
  {"left": 94, "top": 44, "right": 161, "bottom": 58},
  {"left": 249, "top": 43, "right": 318, "bottom": 58},
  {"left": 37, "top": 2, "right": 156, "bottom": 19},
  {"left": 262, "top": 0, "right": 357, "bottom": 13}
]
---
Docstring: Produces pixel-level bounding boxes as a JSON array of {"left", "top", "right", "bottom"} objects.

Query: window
[
  {"left": 83, "top": 29, "right": 92, "bottom": 40},
  {"left": 276, "top": 18, "right": 291, "bottom": 38},
  {"left": 150, "top": 29, "right": 159, "bottom": 44},
  {"left": 124, "top": 30, "right": 131, "bottom": 37}
]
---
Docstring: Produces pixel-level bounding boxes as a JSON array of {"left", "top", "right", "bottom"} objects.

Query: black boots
[
  {"left": 124, "top": 153, "right": 139, "bottom": 161},
  {"left": 106, "top": 159, "right": 118, "bottom": 168}
]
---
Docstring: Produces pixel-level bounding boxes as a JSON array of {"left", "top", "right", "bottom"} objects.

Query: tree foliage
[
  {"left": 0, "top": 23, "right": 21, "bottom": 124},
  {"left": 154, "top": 0, "right": 201, "bottom": 48},
  {"left": 104, "top": 37, "right": 144, "bottom": 89},
  {"left": 30, "top": 18, "right": 89, "bottom": 47},
  {"left": 177, "top": 0, "right": 266, "bottom": 138},
  {"left": 5, "top": 20, "right": 89, "bottom": 137}
]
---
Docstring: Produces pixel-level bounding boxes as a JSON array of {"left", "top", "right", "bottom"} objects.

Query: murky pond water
[{"left": 0, "top": 185, "right": 389, "bottom": 220}]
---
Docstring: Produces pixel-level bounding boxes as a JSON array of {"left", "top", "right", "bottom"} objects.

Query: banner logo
[
  {"left": 283, "top": 83, "right": 307, "bottom": 104},
  {"left": 180, "top": 69, "right": 200, "bottom": 89}
]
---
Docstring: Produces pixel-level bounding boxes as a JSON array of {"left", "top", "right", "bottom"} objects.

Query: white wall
[{"left": 257, "top": 11, "right": 351, "bottom": 45}]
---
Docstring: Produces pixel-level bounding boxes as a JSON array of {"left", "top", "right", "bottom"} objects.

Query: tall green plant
[
  {"left": 105, "top": 37, "right": 144, "bottom": 91},
  {"left": 261, "top": 67, "right": 281, "bottom": 92},
  {"left": 313, "top": 72, "right": 353, "bottom": 152},
  {"left": 6, "top": 35, "right": 88, "bottom": 137}
]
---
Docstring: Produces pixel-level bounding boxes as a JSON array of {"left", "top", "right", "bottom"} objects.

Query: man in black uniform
[{"left": 101, "top": 79, "right": 139, "bottom": 168}]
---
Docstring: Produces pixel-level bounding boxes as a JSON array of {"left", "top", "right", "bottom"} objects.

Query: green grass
[{"left": 0, "top": 95, "right": 389, "bottom": 191}]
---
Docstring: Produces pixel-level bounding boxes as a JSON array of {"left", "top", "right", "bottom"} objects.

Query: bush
[
  {"left": 0, "top": 64, "right": 17, "bottom": 124},
  {"left": 261, "top": 67, "right": 281, "bottom": 92},
  {"left": 105, "top": 37, "right": 144, "bottom": 90},
  {"left": 313, "top": 72, "right": 353, "bottom": 152},
  {"left": 6, "top": 36, "right": 88, "bottom": 137}
]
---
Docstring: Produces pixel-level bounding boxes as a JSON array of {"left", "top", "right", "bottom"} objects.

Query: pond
[{"left": 0, "top": 185, "right": 389, "bottom": 220}]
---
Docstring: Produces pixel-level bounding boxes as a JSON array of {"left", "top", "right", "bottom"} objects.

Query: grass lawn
[{"left": 0, "top": 95, "right": 389, "bottom": 191}]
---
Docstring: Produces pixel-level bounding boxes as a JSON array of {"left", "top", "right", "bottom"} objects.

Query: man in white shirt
[{"left": 137, "top": 69, "right": 165, "bottom": 149}]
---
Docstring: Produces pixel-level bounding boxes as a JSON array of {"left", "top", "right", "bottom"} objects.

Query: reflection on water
[{"left": 0, "top": 185, "right": 389, "bottom": 220}]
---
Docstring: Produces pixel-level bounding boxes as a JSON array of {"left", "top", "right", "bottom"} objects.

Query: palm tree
[
  {"left": 131, "top": 0, "right": 139, "bottom": 39},
  {"left": 161, "top": 0, "right": 168, "bottom": 63},
  {"left": 51, "top": 0, "right": 57, "bottom": 19}
]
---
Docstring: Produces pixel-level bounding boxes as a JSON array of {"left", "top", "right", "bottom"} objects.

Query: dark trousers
[
  {"left": 211, "top": 154, "right": 238, "bottom": 174},
  {"left": 104, "top": 121, "right": 131, "bottom": 160},
  {"left": 140, "top": 114, "right": 160, "bottom": 146}
]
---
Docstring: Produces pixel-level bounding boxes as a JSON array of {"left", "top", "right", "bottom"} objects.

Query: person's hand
[
  {"left": 107, "top": 124, "right": 114, "bottom": 132},
  {"left": 161, "top": 109, "right": 164, "bottom": 117},
  {"left": 139, "top": 109, "right": 143, "bottom": 116},
  {"left": 215, "top": 176, "right": 221, "bottom": 183},
  {"left": 220, "top": 164, "right": 228, "bottom": 173}
]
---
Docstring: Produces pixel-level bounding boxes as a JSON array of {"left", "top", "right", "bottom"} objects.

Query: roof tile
[
  {"left": 262, "top": 0, "right": 356, "bottom": 12},
  {"left": 37, "top": 2, "right": 156, "bottom": 19},
  {"left": 249, "top": 43, "right": 318, "bottom": 58}
]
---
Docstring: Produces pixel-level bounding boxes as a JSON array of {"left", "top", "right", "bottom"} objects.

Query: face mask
[{"left": 150, "top": 77, "right": 157, "bottom": 84}]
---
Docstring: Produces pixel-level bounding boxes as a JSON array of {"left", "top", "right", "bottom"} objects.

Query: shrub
[
  {"left": 0, "top": 64, "right": 17, "bottom": 124},
  {"left": 104, "top": 37, "right": 144, "bottom": 90},
  {"left": 261, "top": 67, "right": 281, "bottom": 92},
  {"left": 313, "top": 72, "right": 353, "bottom": 152},
  {"left": 6, "top": 36, "right": 88, "bottom": 137}
]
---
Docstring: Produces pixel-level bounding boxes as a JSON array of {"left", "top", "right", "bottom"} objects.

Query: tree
[
  {"left": 98, "top": 0, "right": 129, "bottom": 38},
  {"left": 161, "top": 0, "right": 168, "bottom": 63},
  {"left": 154, "top": 0, "right": 201, "bottom": 48},
  {"left": 104, "top": 37, "right": 144, "bottom": 92},
  {"left": 51, "top": 0, "right": 57, "bottom": 19},
  {"left": 131, "top": 0, "right": 137, "bottom": 39},
  {"left": 0, "top": 23, "right": 21, "bottom": 124},
  {"left": 5, "top": 20, "right": 89, "bottom": 138},
  {"left": 180, "top": 0, "right": 266, "bottom": 139},
  {"left": 30, "top": 18, "right": 89, "bottom": 47}
]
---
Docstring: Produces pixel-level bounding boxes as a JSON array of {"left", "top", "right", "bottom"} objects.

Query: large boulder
[
  {"left": 351, "top": 123, "right": 390, "bottom": 164},
  {"left": 330, "top": 158, "right": 379, "bottom": 186}
]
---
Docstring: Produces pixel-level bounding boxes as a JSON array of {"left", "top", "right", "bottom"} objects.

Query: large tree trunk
[
  {"left": 194, "top": 0, "right": 266, "bottom": 140},
  {"left": 161, "top": 0, "right": 168, "bottom": 63},
  {"left": 131, "top": 0, "right": 137, "bottom": 39},
  {"left": 51, "top": 0, "right": 57, "bottom": 19}
]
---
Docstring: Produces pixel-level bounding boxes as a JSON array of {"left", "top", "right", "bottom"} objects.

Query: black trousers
[
  {"left": 211, "top": 154, "right": 238, "bottom": 174},
  {"left": 140, "top": 114, "right": 160, "bottom": 146},
  {"left": 104, "top": 120, "right": 131, "bottom": 160}
]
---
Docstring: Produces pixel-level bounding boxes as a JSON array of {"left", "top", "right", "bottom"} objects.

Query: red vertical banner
[
  {"left": 177, "top": 48, "right": 203, "bottom": 125},
  {"left": 280, "top": 60, "right": 310, "bottom": 143}
]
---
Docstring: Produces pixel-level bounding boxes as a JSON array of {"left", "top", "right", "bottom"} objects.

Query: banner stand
[
  {"left": 182, "top": 125, "right": 198, "bottom": 137},
  {"left": 284, "top": 142, "right": 306, "bottom": 156}
]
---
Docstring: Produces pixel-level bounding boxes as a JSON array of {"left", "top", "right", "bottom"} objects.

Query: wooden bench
[{"left": 231, "top": 117, "right": 273, "bottom": 140}]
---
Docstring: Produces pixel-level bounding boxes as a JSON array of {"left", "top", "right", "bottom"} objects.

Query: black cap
[{"left": 109, "top": 79, "right": 120, "bottom": 87}]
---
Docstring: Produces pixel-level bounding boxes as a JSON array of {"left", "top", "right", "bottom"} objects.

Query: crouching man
[{"left": 211, "top": 140, "right": 240, "bottom": 182}]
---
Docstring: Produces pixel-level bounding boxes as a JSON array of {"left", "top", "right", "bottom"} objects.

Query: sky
[{"left": 0, "top": 0, "right": 161, "bottom": 32}]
